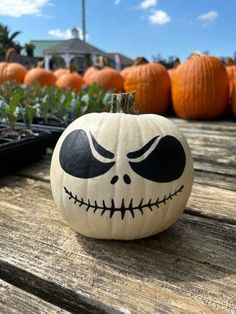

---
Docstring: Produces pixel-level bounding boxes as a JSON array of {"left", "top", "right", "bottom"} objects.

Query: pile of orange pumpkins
[{"left": 0, "top": 48, "right": 236, "bottom": 119}]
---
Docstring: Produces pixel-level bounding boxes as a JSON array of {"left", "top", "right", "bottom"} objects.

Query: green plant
[
  {"left": 71, "top": 83, "right": 112, "bottom": 119},
  {"left": 0, "top": 91, "right": 22, "bottom": 129},
  {"left": 19, "top": 104, "right": 40, "bottom": 129},
  {"left": 0, "top": 81, "right": 113, "bottom": 126},
  {"left": 24, "top": 42, "right": 36, "bottom": 57},
  {"left": 0, "top": 23, "right": 21, "bottom": 56}
]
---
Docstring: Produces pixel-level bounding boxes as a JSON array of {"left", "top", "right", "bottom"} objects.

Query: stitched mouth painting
[{"left": 50, "top": 93, "right": 194, "bottom": 240}]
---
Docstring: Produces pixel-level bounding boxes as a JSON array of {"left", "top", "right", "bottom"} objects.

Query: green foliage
[
  {"left": 0, "top": 81, "right": 113, "bottom": 129},
  {"left": 24, "top": 42, "right": 36, "bottom": 57},
  {"left": 0, "top": 95, "right": 20, "bottom": 130},
  {"left": 20, "top": 104, "right": 40, "bottom": 129},
  {"left": 0, "top": 23, "right": 21, "bottom": 56}
]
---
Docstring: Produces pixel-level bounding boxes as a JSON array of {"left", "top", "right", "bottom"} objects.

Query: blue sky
[{"left": 0, "top": 0, "right": 235, "bottom": 61}]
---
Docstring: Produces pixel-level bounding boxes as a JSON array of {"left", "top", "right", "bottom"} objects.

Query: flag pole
[{"left": 82, "top": 0, "right": 86, "bottom": 42}]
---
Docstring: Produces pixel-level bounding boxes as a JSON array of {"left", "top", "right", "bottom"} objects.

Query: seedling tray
[
  {"left": 0, "top": 127, "right": 52, "bottom": 173},
  {"left": 15, "top": 122, "right": 65, "bottom": 148}
]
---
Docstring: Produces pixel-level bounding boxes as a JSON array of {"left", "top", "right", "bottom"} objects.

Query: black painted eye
[
  {"left": 59, "top": 129, "right": 115, "bottom": 178},
  {"left": 128, "top": 136, "right": 186, "bottom": 182}
]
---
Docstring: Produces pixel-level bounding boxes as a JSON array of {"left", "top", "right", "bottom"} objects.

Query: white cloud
[
  {"left": 48, "top": 29, "right": 71, "bottom": 39},
  {"left": 139, "top": 0, "right": 157, "bottom": 10},
  {"left": 0, "top": 0, "right": 51, "bottom": 17},
  {"left": 198, "top": 10, "right": 219, "bottom": 24},
  {"left": 48, "top": 28, "right": 88, "bottom": 41},
  {"left": 148, "top": 10, "right": 171, "bottom": 25},
  {"left": 114, "top": 0, "right": 121, "bottom": 5}
]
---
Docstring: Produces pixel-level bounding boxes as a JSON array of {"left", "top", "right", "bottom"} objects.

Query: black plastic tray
[
  {"left": 0, "top": 127, "right": 52, "bottom": 173},
  {"left": 15, "top": 122, "right": 65, "bottom": 148}
]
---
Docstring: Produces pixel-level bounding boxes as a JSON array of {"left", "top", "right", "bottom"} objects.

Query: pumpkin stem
[
  {"left": 37, "top": 60, "right": 44, "bottom": 68},
  {"left": 5, "top": 48, "right": 16, "bottom": 63},
  {"left": 93, "top": 55, "right": 106, "bottom": 70},
  {"left": 173, "top": 57, "right": 181, "bottom": 68},
  {"left": 134, "top": 57, "right": 149, "bottom": 66},
  {"left": 189, "top": 51, "right": 203, "bottom": 59},
  {"left": 69, "top": 63, "right": 76, "bottom": 73},
  {"left": 226, "top": 57, "right": 234, "bottom": 66},
  {"left": 110, "top": 92, "right": 136, "bottom": 114}
]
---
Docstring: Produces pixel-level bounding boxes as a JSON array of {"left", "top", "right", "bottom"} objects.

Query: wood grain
[
  {"left": 187, "top": 182, "right": 236, "bottom": 224},
  {"left": 1, "top": 119, "right": 235, "bottom": 313},
  {"left": 0, "top": 279, "right": 68, "bottom": 314},
  {"left": 193, "top": 170, "right": 236, "bottom": 191},
  {"left": 0, "top": 176, "right": 235, "bottom": 313},
  {"left": 172, "top": 118, "right": 236, "bottom": 132}
]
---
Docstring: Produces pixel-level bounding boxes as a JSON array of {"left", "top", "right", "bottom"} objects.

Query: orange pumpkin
[
  {"left": 54, "top": 68, "right": 70, "bottom": 79},
  {"left": 56, "top": 71, "right": 84, "bottom": 92},
  {"left": 225, "top": 58, "right": 236, "bottom": 116},
  {"left": 24, "top": 62, "right": 56, "bottom": 87},
  {"left": 120, "top": 66, "right": 132, "bottom": 78},
  {"left": 124, "top": 59, "right": 171, "bottom": 114},
  {"left": 172, "top": 53, "right": 229, "bottom": 119},
  {"left": 85, "top": 68, "right": 124, "bottom": 92},
  {"left": 0, "top": 48, "right": 27, "bottom": 84},
  {"left": 231, "top": 79, "right": 236, "bottom": 116},
  {"left": 225, "top": 58, "right": 236, "bottom": 80},
  {"left": 167, "top": 68, "right": 175, "bottom": 79},
  {"left": 83, "top": 55, "right": 107, "bottom": 81},
  {"left": 83, "top": 66, "right": 99, "bottom": 81},
  {"left": 226, "top": 65, "right": 236, "bottom": 82},
  {"left": 120, "top": 57, "right": 148, "bottom": 79}
]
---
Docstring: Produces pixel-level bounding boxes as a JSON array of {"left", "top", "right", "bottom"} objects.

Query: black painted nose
[
  {"left": 110, "top": 174, "right": 131, "bottom": 185},
  {"left": 123, "top": 174, "right": 131, "bottom": 184}
]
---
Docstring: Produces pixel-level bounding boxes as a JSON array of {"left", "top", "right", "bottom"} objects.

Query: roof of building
[
  {"left": 22, "top": 40, "right": 65, "bottom": 58},
  {"left": 21, "top": 37, "right": 134, "bottom": 67},
  {"left": 43, "top": 38, "right": 105, "bottom": 55}
]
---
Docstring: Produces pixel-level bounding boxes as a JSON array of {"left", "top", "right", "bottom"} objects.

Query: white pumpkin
[{"left": 50, "top": 93, "right": 194, "bottom": 240}]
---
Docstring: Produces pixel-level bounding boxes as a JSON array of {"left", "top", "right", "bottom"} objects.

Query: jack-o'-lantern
[{"left": 50, "top": 93, "right": 194, "bottom": 240}]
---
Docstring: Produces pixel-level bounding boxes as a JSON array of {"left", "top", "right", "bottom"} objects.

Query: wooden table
[{"left": 0, "top": 118, "right": 235, "bottom": 314}]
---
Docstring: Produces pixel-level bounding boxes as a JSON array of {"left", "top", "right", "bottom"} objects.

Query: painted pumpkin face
[{"left": 51, "top": 113, "right": 194, "bottom": 240}]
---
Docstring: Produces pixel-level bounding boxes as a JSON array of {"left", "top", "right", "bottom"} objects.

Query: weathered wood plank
[
  {"left": 0, "top": 176, "right": 235, "bottom": 313},
  {"left": 194, "top": 170, "right": 236, "bottom": 191},
  {"left": 187, "top": 182, "right": 236, "bottom": 224},
  {"left": 172, "top": 118, "right": 236, "bottom": 176},
  {"left": 4, "top": 169, "right": 235, "bottom": 224},
  {"left": 171, "top": 118, "right": 236, "bottom": 133},
  {"left": 16, "top": 154, "right": 51, "bottom": 182},
  {"left": 0, "top": 279, "right": 68, "bottom": 314},
  {"left": 0, "top": 177, "right": 235, "bottom": 270}
]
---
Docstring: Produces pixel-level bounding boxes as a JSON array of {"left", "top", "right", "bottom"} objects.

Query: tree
[
  {"left": 0, "top": 23, "right": 22, "bottom": 56},
  {"left": 24, "top": 42, "right": 36, "bottom": 57}
]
